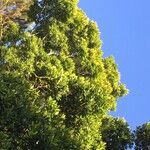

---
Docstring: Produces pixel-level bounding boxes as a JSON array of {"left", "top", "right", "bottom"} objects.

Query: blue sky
[{"left": 79, "top": 0, "right": 150, "bottom": 129}]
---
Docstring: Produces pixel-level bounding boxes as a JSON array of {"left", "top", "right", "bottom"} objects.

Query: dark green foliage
[
  {"left": 0, "top": 131, "right": 12, "bottom": 149},
  {"left": 134, "top": 123, "right": 150, "bottom": 150},
  {"left": 101, "top": 117, "right": 133, "bottom": 150}
]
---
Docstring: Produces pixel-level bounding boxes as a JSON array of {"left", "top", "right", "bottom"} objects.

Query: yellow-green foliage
[{"left": 0, "top": 0, "right": 128, "bottom": 149}]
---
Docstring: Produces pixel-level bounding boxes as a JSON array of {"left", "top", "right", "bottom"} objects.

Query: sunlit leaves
[{"left": 0, "top": 0, "right": 128, "bottom": 149}]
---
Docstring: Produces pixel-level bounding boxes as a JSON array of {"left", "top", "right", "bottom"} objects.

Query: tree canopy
[
  {"left": 101, "top": 117, "right": 133, "bottom": 150},
  {"left": 0, "top": 0, "right": 129, "bottom": 149},
  {"left": 0, "top": 0, "right": 31, "bottom": 40},
  {"left": 134, "top": 122, "right": 150, "bottom": 150}
]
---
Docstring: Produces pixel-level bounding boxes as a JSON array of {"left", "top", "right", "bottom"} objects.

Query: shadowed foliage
[
  {"left": 134, "top": 122, "right": 150, "bottom": 150},
  {"left": 101, "top": 117, "right": 133, "bottom": 150}
]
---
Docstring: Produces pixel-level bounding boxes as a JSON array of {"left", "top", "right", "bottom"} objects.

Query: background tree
[
  {"left": 0, "top": 0, "right": 32, "bottom": 40},
  {"left": 0, "top": 0, "right": 128, "bottom": 149},
  {"left": 101, "top": 117, "right": 133, "bottom": 150},
  {"left": 134, "top": 122, "right": 150, "bottom": 150}
]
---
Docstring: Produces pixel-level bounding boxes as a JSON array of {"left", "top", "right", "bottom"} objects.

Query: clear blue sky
[{"left": 79, "top": 0, "right": 150, "bottom": 129}]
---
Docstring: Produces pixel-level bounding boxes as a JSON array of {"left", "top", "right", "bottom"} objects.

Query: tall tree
[
  {"left": 101, "top": 117, "right": 133, "bottom": 150},
  {"left": 0, "top": 0, "right": 128, "bottom": 149},
  {"left": 134, "top": 122, "right": 150, "bottom": 150}
]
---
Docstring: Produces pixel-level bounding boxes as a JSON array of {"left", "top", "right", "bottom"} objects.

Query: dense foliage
[
  {"left": 0, "top": 0, "right": 131, "bottom": 149},
  {"left": 134, "top": 122, "right": 150, "bottom": 150},
  {"left": 0, "top": 0, "right": 32, "bottom": 40},
  {"left": 101, "top": 117, "right": 133, "bottom": 150}
]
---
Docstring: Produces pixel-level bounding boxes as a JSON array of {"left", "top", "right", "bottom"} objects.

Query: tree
[
  {"left": 134, "top": 122, "right": 150, "bottom": 150},
  {"left": 101, "top": 117, "right": 133, "bottom": 150},
  {"left": 0, "top": 0, "right": 128, "bottom": 149},
  {"left": 0, "top": 0, "right": 32, "bottom": 40}
]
